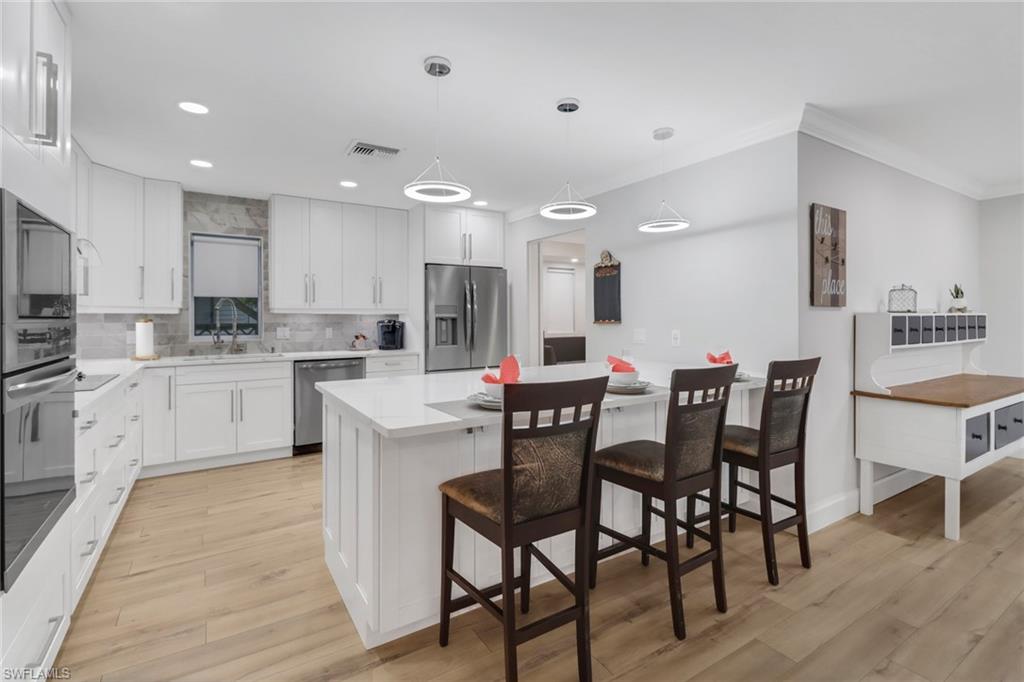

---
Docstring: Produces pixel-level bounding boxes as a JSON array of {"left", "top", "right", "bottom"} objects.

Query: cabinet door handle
[
  {"left": 108, "top": 434, "right": 125, "bottom": 448},
  {"left": 468, "top": 233, "right": 473, "bottom": 261},
  {"left": 371, "top": 276, "right": 377, "bottom": 304},
  {"left": 997, "top": 424, "right": 1008, "bottom": 431},
  {"left": 130, "top": 414, "right": 140, "bottom": 422},
  {"left": 139, "top": 265, "right": 145, "bottom": 300},
  {"left": 970, "top": 433, "right": 983, "bottom": 440},
  {"left": 109, "top": 486, "right": 125, "bottom": 506},
  {"left": 1014, "top": 417, "right": 1023, "bottom": 425},
  {"left": 80, "top": 539, "right": 98, "bottom": 558},
  {"left": 171, "top": 267, "right": 175, "bottom": 300},
  {"left": 239, "top": 389, "right": 244, "bottom": 422},
  {"left": 130, "top": 458, "right": 139, "bottom": 466},
  {"left": 304, "top": 274, "right": 309, "bottom": 303},
  {"left": 230, "top": 390, "right": 234, "bottom": 423},
  {"left": 378, "top": 278, "right": 383, "bottom": 305},
  {"left": 82, "top": 262, "right": 90, "bottom": 296},
  {"left": 79, "top": 470, "right": 97, "bottom": 484},
  {"left": 168, "top": 375, "right": 172, "bottom": 410},
  {"left": 312, "top": 274, "right": 317, "bottom": 303},
  {"left": 31, "top": 51, "right": 58, "bottom": 146},
  {"left": 78, "top": 418, "right": 97, "bottom": 433},
  {"left": 461, "top": 233, "right": 466, "bottom": 261},
  {"left": 27, "top": 616, "right": 63, "bottom": 670}
]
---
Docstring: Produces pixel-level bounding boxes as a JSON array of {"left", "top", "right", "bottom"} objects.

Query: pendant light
[
  {"left": 540, "top": 98, "right": 596, "bottom": 220},
  {"left": 638, "top": 127, "right": 690, "bottom": 233},
  {"left": 404, "top": 56, "right": 472, "bottom": 203}
]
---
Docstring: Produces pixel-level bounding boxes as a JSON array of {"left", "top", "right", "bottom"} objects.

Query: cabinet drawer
[
  {"left": 945, "top": 315, "right": 958, "bottom": 340},
  {"left": 176, "top": 361, "right": 291, "bottom": 385},
  {"left": 957, "top": 316, "right": 968, "bottom": 341},
  {"left": 890, "top": 316, "right": 907, "bottom": 346},
  {"left": 920, "top": 315, "right": 933, "bottom": 343},
  {"left": 71, "top": 504, "right": 99, "bottom": 599},
  {"left": 977, "top": 314, "right": 987, "bottom": 339},
  {"left": 933, "top": 315, "right": 946, "bottom": 343},
  {"left": 994, "top": 402, "right": 1024, "bottom": 450},
  {"left": 967, "top": 315, "right": 978, "bottom": 340},
  {"left": 366, "top": 354, "right": 418, "bottom": 374},
  {"left": 965, "top": 414, "right": 990, "bottom": 462},
  {"left": 3, "top": 581, "right": 66, "bottom": 675},
  {"left": 75, "top": 445, "right": 99, "bottom": 510},
  {"left": 907, "top": 315, "right": 921, "bottom": 344}
]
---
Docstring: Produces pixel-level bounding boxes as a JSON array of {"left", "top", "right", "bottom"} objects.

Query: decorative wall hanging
[
  {"left": 593, "top": 250, "right": 621, "bottom": 324},
  {"left": 810, "top": 203, "right": 847, "bottom": 307}
]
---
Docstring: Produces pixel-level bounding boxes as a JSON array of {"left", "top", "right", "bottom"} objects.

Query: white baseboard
[
  {"left": 806, "top": 467, "right": 934, "bottom": 533},
  {"left": 140, "top": 447, "right": 293, "bottom": 478}
]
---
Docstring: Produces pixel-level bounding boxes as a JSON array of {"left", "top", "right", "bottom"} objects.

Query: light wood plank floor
[{"left": 56, "top": 454, "right": 1024, "bottom": 681}]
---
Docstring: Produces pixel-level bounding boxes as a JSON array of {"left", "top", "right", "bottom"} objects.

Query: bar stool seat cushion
[
  {"left": 723, "top": 425, "right": 760, "bottom": 458},
  {"left": 595, "top": 440, "right": 666, "bottom": 481},
  {"left": 440, "top": 469, "right": 504, "bottom": 523}
]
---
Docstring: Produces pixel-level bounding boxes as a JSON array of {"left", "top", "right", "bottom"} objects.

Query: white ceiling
[{"left": 69, "top": 2, "right": 1023, "bottom": 215}]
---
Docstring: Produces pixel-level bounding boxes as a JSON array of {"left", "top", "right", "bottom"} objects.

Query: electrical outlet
[
  {"left": 275, "top": 326, "right": 291, "bottom": 340},
  {"left": 325, "top": 327, "right": 333, "bottom": 339},
  {"left": 633, "top": 328, "right": 647, "bottom": 344},
  {"left": 671, "top": 329, "right": 681, "bottom": 347}
]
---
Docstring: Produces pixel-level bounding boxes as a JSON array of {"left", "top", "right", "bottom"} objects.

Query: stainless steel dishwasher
[{"left": 294, "top": 358, "right": 365, "bottom": 452}]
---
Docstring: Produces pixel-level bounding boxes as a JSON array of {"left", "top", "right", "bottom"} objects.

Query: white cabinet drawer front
[
  {"left": 175, "top": 361, "right": 291, "bottom": 385},
  {"left": 366, "top": 355, "right": 418, "bottom": 374},
  {"left": 2, "top": 579, "right": 66, "bottom": 675},
  {"left": 71, "top": 503, "right": 99, "bottom": 599}
]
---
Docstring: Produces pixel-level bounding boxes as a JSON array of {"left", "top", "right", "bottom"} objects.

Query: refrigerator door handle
[
  {"left": 471, "top": 281, "right": 479, "bottom": 351},
  {"left": 464, "top": 279, "right": 473, "bottom": 351}
]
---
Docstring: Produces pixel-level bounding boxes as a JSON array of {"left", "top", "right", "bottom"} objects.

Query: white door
[
  {"left": 236, "top": 378, "right": 292, "bottom": 452},
  {"left": 375, "top": 207, "right": 408, "bottom": 311},
  {"left": 542, "top": 267, "right": 576, "bottom": 334},
  {"left": 465, "top": 210, "right": 504, "bottom": 267},
  {"left": 175, "top": 382, "right": 236, "bottom": 461},
  {"left": 269, "top": 195, "right": 310, "bottom": 310},
  {"left": 89, "top": 165, "right": 143, "bottom": 309},
  {"left": 341, "top": 203, "right": 377, "bottom": 309},
  {"left": 308, "top": 199, "right": 344, "bottom": 311},
  {"left": 424, "top": 207, "right": 465, "bottom": 265},
  {"left": 142, "top": 179, "right": 183, "bottom": 310},
  {"left": 142, "top": 368, "right": 176, "bottom": 466}
]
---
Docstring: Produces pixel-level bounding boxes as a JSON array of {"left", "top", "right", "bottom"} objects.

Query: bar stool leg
[
  {"left": 439, "top": 496, "right": 455, "bottom": 647},
  {"left": 520, "top": 544, "right": 532, "bottom": 613},
  {"left": 685, "top": 496, "right": 696, "bottom": 549},
  {"left": 574, "top": 522, "right": 593, "bottom": 681},
  {"left": 588, "top": 479, "right": 603, "bottom": 589},
  {"left": 758, "top": 470, "right": 780, "bottom": 586},
  {"left": 500, "top": 543, "right": 518, "bottom": 682},
  {"left": 663, "top": 501, "right": 687, "bottom": 640},
  {"left": 710, "top": 486, "right": 727, "bottom": 613},
  {"left": 640, "top": 494, "right": 652, "bottom": 567},
  {"left": 795, "top": 459, "right": 811, "bottom": 569},
  {"left": 728, "top": 463, "right": 738, "bottom": 533}
]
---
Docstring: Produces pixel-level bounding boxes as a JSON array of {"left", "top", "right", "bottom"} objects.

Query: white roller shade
[{"left": 192, "top": 234, "right": 260, "bottom": 298}]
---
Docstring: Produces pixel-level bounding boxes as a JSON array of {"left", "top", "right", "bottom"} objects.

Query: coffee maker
[{"left": 377, "top": 319, "right": 405, "bottom": 350}]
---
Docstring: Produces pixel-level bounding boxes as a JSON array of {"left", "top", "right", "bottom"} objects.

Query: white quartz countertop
[
  {"left": 316, "top": 361, "right": 765, "bottom": 439},
  {"left": 74, "top": 349, "right": 418, "bottom": 411}
]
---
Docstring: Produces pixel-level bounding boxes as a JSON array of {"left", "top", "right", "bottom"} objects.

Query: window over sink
[{"left": 190, "top": 233, "right": 262, "bottom": 341}]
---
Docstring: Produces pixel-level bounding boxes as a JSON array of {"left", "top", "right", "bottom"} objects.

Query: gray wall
[
  {"left": 979, "top": 194, "right": 1024, "bottom": 376},
  {"left": 77, "top": 192, "right": 392, "bottom": 358}
]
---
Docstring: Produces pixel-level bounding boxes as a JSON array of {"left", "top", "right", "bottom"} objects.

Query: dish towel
[
  {"left": 606, "top": 355, "right": 636, "bottom": 373},
  {"left": 482, "top": 355, "right": 521, "bottom": 384}
]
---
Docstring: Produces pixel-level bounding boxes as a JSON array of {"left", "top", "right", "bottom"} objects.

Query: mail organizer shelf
[{"left": 889, "top": 313, "right": 986, "bottom": 350}]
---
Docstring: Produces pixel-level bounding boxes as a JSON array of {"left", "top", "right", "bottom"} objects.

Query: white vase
[{"left": 950, "top": 298, "right": 967, "bottom": 312}]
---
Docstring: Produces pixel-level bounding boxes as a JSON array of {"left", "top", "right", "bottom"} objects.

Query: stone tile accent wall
[{"left": 77, "top": 192, "right": 395, "bottom": 359}]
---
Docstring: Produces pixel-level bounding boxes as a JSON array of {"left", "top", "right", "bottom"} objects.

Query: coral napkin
[
  {"left": 706, "top": 351, "right": 734, "bottom": 365},
  {"left": 606, "top": 355, "right": 636, "bottom": 373},
  {"left": 481, "top": 355, "right": 521, "bottom": 384}
]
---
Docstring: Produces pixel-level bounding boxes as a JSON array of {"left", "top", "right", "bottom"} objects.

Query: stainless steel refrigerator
[{"left": 425, "top": 264, "right": 507, "bottom": 372}]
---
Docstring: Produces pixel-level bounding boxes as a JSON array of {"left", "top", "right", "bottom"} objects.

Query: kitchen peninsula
[{"left": 316, "top": 362, "right": 765, "bottom": 647}]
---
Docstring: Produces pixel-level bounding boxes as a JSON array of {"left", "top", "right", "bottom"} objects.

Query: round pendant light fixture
[
  {"left": 404, "top": 56, "right": 472, "bottom": 204},
  {"left": 637, "top": 127, "right": 690, "bottom": 233},
  {"left": 540, "top": 98, "right": 596, "bottom": 221}
]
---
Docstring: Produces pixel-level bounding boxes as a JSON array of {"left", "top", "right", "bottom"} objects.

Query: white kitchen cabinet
[
  {"left": 142, "top": 179, "right": 183, "bottom": 311},
  {"left": 376, "top": 208, "right": 409, "bottom": 310},
  {"left": 341, "top": 203, "right": 377, "bottom": 309},
  {"left": 309, "top": 200, "right": 344, "bottom": 310},
  {"left": 81, "top": 166, "right": 183, "bottom": 313},
  {"left": 236, "top": 378, "right": 292, "bottom": 452},
  {"left": 423, "top": 206, "right": 504, "bottom": 267},
  {"left": 175, "top": 381, "right": 237, "bottom": 461},
  {"left": 269, "top": 195, "right": 310, "bottom": 310},
  {"left": 142, "top": 368, "right": 176, "bottom": 466}
]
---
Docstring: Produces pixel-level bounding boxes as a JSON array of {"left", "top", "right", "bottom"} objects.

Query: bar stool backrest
[
  {"left": 758, "top": 357, "right": 822, "bottom": 457},
  {"left": 664, "top": 364, "right": 738, "bottom": 482},
  {"left": 501, "top": 376, "right": 609, "bottom": 526}
]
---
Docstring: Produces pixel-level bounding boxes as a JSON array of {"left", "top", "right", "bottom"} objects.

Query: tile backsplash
[{"left": 76, "top": 192, "right": 396, "bottom": 359}]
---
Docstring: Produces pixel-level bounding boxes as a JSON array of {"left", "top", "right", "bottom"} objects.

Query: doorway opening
[{"left": 527, "top": 229, "right": 586, "bottom": 367}]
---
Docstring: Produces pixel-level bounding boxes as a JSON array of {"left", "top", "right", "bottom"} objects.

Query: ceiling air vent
[{"left": 346, "top": 140, "right": 401, "bottom": 161}]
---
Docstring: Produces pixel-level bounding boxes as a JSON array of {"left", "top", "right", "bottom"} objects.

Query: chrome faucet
[{"left": 213, "top": 298, "right": 244, "bottom": 353}]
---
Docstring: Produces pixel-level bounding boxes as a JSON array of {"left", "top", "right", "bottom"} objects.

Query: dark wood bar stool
[
  {"left": 588, "top": 364, "right": 737, "bottom": 640},
  {"left": 438, "top": 376, "right": 609, "bottom": 682},
  {"left": 722, "top": 357, "right": 821, "bottom": 585}
]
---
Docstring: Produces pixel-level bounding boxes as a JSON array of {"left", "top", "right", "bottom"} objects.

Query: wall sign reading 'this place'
[{"left": 811, "top": 203, "right": 847, "bottom": 307}]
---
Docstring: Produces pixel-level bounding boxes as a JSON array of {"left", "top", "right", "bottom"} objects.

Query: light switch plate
[
  {"left": 671, "top": 330, "right": 681, "bottom": 347},
  {"left": 325, "top": 327, "right": 334, "bottom": 339},
  {"left": 275, "top": 327, "right": 291, "bottom": 340},
  {"left": 633, "top": 328, "right": 647, "bottom": 344}
]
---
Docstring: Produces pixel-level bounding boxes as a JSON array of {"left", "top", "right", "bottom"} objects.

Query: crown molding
[{"left": 977, "top": 181, "right": 1024, "bottom": 201}]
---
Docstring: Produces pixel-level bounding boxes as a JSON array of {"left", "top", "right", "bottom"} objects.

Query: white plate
[
  {"left": 467, "top": 392, "right": 503, "bottom": 410},
  {"left": 606, "top": 381, "right": 652, "bottom": 395}
]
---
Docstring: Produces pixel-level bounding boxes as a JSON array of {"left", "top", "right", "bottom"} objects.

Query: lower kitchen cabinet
[
  {"left": 142, "top": 368, "right": 176, "bottom": 465},
  {"left": 175, "top": 381, "right": 238, "bottom": 461},
  {"left": 236, "top": 378, "right": 292, "bottom": 452}
]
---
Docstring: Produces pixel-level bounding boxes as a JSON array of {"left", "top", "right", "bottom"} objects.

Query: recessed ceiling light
[
  {"left": 178, "top": 102, "right": 209, "bottom": 115},
  {"left": 339, "top": 180, "right": 358, "bottom": 188},
  {"left": 473, "top": 200, "right": 488, "bottom": 207},
  {"left": 190, "top": 159, "right": 213, "bottom": 168}
]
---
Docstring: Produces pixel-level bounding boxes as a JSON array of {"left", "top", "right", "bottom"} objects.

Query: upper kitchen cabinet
[
  {"left": 269, "top": 195, "right": 408, "bottom": 314},
  {"left": 79, "top": 165, "right": 183, "bottom": 314},
  {"left": 422, "top": 206, "right": 504, "bottom": 267},
  {"left": 1, "top": 0, "right": 73, "bottom": 228}
]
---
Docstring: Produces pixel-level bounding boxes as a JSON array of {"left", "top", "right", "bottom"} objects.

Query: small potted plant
[{"left": 948, "top": 283, "right": 967, "bottom": 312}]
